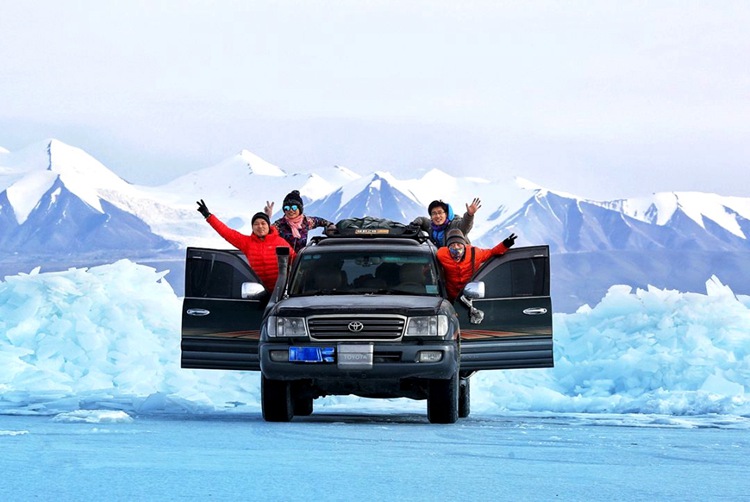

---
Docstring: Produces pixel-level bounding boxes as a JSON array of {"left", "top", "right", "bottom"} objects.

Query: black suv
[{"left": 181, "top": 227, "right": 553, "bottom": 423}]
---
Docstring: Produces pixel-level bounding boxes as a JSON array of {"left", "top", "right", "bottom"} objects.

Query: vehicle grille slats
[{"left": 308, "top": 316, "right": 405, "bottom": 341}]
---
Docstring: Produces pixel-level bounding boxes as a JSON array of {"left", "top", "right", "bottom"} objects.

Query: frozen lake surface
[{"left": 2, "top": 410, "right": 748, "bottom": 501}]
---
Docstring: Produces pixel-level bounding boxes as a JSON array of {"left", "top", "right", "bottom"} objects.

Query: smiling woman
[{"left": 266, "top": 190, "right": 335, "bottom": 252}]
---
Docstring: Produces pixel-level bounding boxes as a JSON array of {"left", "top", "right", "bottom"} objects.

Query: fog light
[
  {"left": 418, "top": 350, "right": 443, "bottom": 363},
  {"left": 270, "top": 350, "right": 289, "bottom": 362}
]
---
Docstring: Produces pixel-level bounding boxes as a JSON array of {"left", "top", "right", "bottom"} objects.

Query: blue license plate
[{"left": 289, "top": 347, "right": 335, "bottom": 363}]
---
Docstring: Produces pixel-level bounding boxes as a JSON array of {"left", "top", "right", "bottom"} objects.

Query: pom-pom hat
[{"left": 283, "top": 190, "right": 304, "bottom": 213}]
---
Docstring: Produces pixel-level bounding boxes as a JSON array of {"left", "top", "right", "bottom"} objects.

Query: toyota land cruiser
[{"left": 181, "top": 226, "right": 553, "bottom": 423}]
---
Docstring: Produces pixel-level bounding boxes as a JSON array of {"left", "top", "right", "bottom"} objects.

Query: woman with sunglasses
[{"left": 264, "top": 190, "right": 335, "bottom": 253}]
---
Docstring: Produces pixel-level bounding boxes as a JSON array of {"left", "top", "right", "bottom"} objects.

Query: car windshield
[{"left": 289, "top": 251, "right": 439, "bottom": 296}]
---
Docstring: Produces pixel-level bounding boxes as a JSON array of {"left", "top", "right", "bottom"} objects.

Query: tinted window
[
  {"left": 290, "top": 251, "right": 439, "bottom": 296},
  {"left": 480, "top": 257, "right": 547, "bottom": 298},
  {"left": 186, "top": 254, "right": 260, "bottom": 299}
]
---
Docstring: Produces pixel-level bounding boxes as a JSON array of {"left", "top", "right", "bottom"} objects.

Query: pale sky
[{"left": 1, "top": 0, "right": 749, "bottom": 199}]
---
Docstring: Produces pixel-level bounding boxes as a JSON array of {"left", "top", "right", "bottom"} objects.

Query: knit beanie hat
[
  {"left": 283, "top": 190, "right": 304, "bottom": 213},
  {"left": 445, "top": 229, "right": 467, "bottom": 247},
  {"left": 427, "top": 200, "right": 449, "bottom": 216},
  {"left": 252, "top": 212, "right": 270, "bottom": 225}
]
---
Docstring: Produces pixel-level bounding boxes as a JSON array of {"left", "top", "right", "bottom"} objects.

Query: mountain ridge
[{"left": 1, "top": 138, "right": 748, "bottom": 311}]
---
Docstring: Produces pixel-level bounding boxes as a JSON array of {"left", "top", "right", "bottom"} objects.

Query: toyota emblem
[{"left": 348, "top": 321, "right": 364, "bottom": 332}]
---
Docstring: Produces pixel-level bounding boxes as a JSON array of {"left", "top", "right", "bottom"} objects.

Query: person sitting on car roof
[
  {"left": 436, "top": 229, "right": 517, "bottom": 303},
  {"left": 264, "top": 190, "right": 336, "bottom": 253},
  {"left": 410, "top": 198, "right": 481, "bottom": 248},
  {"left": 197, "top": 199, "right": 295, "bottom": 291}
]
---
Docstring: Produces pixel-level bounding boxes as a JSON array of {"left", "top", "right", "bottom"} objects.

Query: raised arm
[
  {"left": 458, "top": 197, "right": 481, "bottom": 236},
  {"left": 197, "top": 199, "right": 251, "bottom": 250}
]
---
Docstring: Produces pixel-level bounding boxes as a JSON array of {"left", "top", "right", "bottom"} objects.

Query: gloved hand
[
  {"left": 502, "top": 233, "right": 517, "bottom": 248},
  {"left": 406, "top": 222, "right": 421, "bottom": 233},
  {"left": 196, "top": 199, "right": 211, "bottom": 219}
]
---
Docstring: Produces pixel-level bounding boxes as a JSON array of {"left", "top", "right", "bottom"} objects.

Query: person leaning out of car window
[
  {"left": 410, "top": 198, "right": 481, "bottom": 248},
  {"left": 436, "top": 229, "right": 517, "bottom": 303},
  {"left": 196, "top": 199, "right": 295, "bottom": 291}
]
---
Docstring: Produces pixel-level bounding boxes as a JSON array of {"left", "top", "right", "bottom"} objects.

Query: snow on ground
[{"left": 0, "top": 260, "right": 748, "bottom": 420}]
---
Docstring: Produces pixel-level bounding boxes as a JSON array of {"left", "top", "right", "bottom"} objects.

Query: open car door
[
  {"left": 458, "top": 245, "right": 554, "bottom": 371},
  {"left": 181, "top": 247, "right": 266, "bottom": 371}
]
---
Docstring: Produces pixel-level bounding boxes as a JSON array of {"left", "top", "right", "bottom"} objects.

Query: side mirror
[
  {"left": 463, "top": 281, "right": 485, "bottom": 299},
  {"left": 241, "top": 282, "right": 266, "bottom": 299}
]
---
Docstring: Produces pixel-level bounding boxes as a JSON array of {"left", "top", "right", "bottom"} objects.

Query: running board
[
  {"left": 181, "top": 337, "right": 260, "bottom": 371},
  {"left": 460, "top": 337, "right": 554, "bottom": 371}
]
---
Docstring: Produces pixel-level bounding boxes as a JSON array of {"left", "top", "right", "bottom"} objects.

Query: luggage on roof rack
[
  {"left": 323, "top": 216, "right": 427, "bottom": 241},
  {"left": 338, "top": 216, "right": 405, "bottom": 231}
]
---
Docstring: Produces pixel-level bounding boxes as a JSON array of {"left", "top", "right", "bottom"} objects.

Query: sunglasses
[{"left": 283, "top": 204, "right": 299, "bottom": 211}]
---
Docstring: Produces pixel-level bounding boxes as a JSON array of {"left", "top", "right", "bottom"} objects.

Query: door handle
[
  {"left": 522, "top": 307, "right": 548, "bottom": 315},
  {"left": 186, "top": 308, "right": 210, "bottom": 316}
]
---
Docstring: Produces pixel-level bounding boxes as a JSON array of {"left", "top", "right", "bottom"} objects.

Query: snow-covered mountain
[
  {"left": 2, "top": 139, "right": 749, "bottom": 311},
  {"left": 306, "top": 172, "right": 425, "bottom": 223},
  {"left": 473, "top": 184, "right": 750, "bottom": 252},
  {"left": 159, "top": 150, "right": 361, "bottom": 233},
  {"left": 0, "top": 140, "right": 174, "bottom": 255},
  {"left": 471, "top": 184, "right": 750, "bottom": 310}
]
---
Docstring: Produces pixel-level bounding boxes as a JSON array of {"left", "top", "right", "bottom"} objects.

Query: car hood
[{"left": 270, "top": 294, "right": 449, "bottom": 317}]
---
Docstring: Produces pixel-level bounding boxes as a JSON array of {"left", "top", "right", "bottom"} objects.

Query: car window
[
  {"left": 186, "top": 254, "right": 260, "bottom": 299},
  {"left": 476, "top": 256, "right": 547, "bottom": 298},
  {"left": 289, "top": 252, "right": 439, "bottom": 296}
]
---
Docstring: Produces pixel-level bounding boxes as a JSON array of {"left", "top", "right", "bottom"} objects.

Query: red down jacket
[
  {"left": 436, "top": 241, "right": 509, "bottom": 302},
  {"left": 207, "top": 215, "right": 295, "bottom": 290}
]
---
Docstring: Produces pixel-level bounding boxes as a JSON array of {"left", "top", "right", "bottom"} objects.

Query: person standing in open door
[{"left": 436, "top": 229, "right": 517, "bottom": 303}]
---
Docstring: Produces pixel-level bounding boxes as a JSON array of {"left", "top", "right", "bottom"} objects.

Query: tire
[
  {"left": 261, "top": 376, "right": 293, "bottom": 422},
  {"left": 459, "top": 377, "right": 470, "bottom": 418},
  {"left": 427, "top": 372, "right": 459, "bottom": 424}
]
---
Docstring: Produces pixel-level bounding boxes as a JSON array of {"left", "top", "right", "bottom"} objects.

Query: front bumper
[{"left": 259, "top": 341, "right": 457, "bottom": 381}]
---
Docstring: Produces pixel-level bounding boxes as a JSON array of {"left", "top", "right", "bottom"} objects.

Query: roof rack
[
  {"left": 309, "top": 218, "right": 431, "bottom": 245},
  {"left": 313, "top": 236, "right": 426, "bottom": 247}
]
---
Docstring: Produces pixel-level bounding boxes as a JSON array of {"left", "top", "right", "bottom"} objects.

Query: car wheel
[
  {"left": 459, "top": 377, "right": 470, "bottom": 418},
  {"left": 261, "top": 375, "right": 293, "bottom": 422},
  {"left": 427, "top": 372, "right": 459, "bottom": 424}
]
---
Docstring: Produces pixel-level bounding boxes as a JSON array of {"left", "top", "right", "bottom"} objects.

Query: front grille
[{"left": 308, "top": 315, "right": 406, "bottom": 341}]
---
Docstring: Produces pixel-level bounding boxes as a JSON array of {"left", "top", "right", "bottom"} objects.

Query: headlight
[
  {"left": 405, "top": 315, "right": 448, "bottom": 337},
  {"left": 267, "top": 316, "right": 308, "bottom": 337}
]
